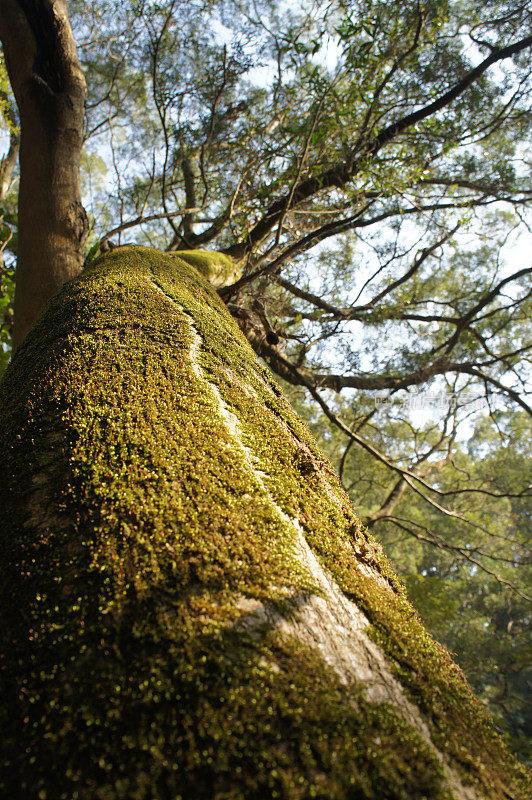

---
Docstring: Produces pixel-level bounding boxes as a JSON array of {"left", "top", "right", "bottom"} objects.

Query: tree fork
[{"left": 0, "top": 0, "right": 88, "bottom": 347}]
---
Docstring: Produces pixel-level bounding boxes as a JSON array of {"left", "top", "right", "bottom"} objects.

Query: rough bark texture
[
  {"left": 0, "top": 247, "right": 529, "bottom": 800},
  {"left": 0, "top": 0, "right": 87, "bottom": 348}
]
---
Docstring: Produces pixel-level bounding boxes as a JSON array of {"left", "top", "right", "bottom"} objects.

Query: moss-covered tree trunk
[{"left": 0, "top": 247, "right": 529, "bottom": 800}]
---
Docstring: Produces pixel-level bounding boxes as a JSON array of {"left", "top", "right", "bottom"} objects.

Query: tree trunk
[
  {"left": 0, "top": 0, "right": 87, "bottom": 348},
  {"left": 0, "top": 91, "right": 20, "bottom": 204},
  {"left": 0, "top": 247, "right": 528, "bottom": 800}
]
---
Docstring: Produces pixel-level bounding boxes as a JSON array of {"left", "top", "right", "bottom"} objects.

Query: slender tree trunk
[
  {"left": 0, "top": 0, "right": 87, "bottom": 348},
  {"left": 0, "top": 91, "right": 20, "bottom": 204},
  {"left": 0, "top": 91, "right": 19, "bottom": 280},
  {"left": 0, "top": 247, "right": 528, "bottom": 800}
]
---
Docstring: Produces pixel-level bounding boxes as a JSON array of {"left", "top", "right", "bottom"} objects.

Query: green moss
[
  {"left": 167, "top": 248, "right": 241, "bottom": 287},
  {"left": 0, "top": 246, "right": 529, "bottom": 799}
]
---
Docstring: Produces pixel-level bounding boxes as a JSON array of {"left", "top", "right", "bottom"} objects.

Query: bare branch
[
  {"left": 224, "top": 34, "right": 532, "bottom": 260},
  {"left": 379, "top": 517, "right": 531, "bottom": 599}
]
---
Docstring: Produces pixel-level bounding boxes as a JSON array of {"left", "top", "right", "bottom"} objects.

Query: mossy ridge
[
  {"left": 143, "top": 247, "right": 529, "bottom": 798},
  {"left": 3, "top": 606, "right": 452, "bottom": 800},
  {"left": 139, "top": 246, "right": 529, "bottom": 796},
  {"left": 2, "top": 250, "right": 310, "bottom": 611},
  {"left": 0, "top": 243, "right": 450, "bottom": 800},
  {"left": 0, "top": 245, "right": 527, "bottom": 799}
]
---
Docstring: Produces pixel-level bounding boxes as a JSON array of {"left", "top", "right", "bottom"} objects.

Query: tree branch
[{"left": 224, "top": 34, "right": 532, "bottom": 260}]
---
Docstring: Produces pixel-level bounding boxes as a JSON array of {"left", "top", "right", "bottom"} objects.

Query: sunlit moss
[{"left": 0, "top": 246, "right": 528, "bottom": 799}]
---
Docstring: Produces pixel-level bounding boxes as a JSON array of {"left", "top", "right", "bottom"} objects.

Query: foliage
[
  {"left": 399, "top": 413, "right": 532, "bottom": 763},
  {"left": 290, "top": 381, "right": 532, "bottom": 762}
]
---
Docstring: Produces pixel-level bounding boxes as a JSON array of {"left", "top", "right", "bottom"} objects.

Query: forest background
[{"left": 0, "top": 0, "right": 530, "bottom": 762}]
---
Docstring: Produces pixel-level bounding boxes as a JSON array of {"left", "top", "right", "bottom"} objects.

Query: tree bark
[
  {"left": 0, "top": 0, "right": 87, "bottom": 348},
  {"left": 0, "top": 247, "right": 528, "bottom": 800}
]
